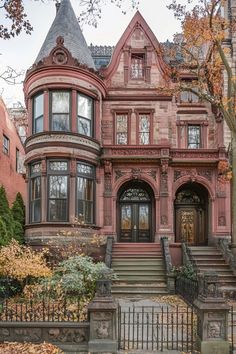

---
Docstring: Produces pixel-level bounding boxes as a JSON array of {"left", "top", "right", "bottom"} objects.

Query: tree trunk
[{"left": 231, "top": 131, "right": 236, "bottom": 254}]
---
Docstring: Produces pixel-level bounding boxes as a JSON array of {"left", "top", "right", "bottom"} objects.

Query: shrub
[
  {"left": 42, "top": 255, "right": 116, "bottom": 299},
  {"left": 173, "top": 263, "right": 197, "bottom": 281},
  {"left": 11, "top": 192, "right": 25, "bottom": 243},
  {"left": 0, "top": 239, "right": 52, "bottom": 285}
]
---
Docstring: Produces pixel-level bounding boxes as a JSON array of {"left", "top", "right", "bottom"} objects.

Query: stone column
[
  {"left": 194, "top": 272, "right": 230, "bottom": 354},
  {"left": 88, "top": 280, "right": 118, "bottom": 353}
]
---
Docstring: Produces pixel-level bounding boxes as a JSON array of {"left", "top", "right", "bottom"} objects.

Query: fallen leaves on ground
[
  {"left": 0, "top": 342, "right": 63, "bottom": 354},
  {"left": 151, "top": 295, "right": 188, "bottom": 307}
]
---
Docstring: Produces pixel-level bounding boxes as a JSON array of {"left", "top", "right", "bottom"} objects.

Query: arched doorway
[
  {"left": 118, "top": 181, "right": 154, "bottom": 243},
  {"left": 174, "top": 183, "right": 209, "bottom": 245}
]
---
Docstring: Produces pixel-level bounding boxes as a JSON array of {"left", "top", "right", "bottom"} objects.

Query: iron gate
[{"left": 118, "top": 304, "right": 197, "bottom": 351}]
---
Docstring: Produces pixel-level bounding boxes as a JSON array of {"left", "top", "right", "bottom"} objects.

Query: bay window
[
  {"left": 77, "top": 94, "right": 93, "bottom": 137},
  {"left": 30, "top": 162, "right": 41, "bottom": 223},
  {"left": 51, "top": 91, "right": 70, "bottom": 131},
  {"left": 77, "top": 162, "right": 95, "bottom": 224},
  {"left": 48, "top": 161, "right": 69, "bottom": 222}
]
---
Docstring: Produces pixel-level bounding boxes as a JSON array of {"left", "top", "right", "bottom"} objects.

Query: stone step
[
  {"left": 113, "top": 264, "right": 165, "bottom": 270},
  {"left": 112, "top": 259, "right": 164, "bottom": 265},
  {"left": 111, "top": 289, "right": 168, "bottom": 296},
  {"left": 116, "top": 276, "right": 166, "bottom": 281}
]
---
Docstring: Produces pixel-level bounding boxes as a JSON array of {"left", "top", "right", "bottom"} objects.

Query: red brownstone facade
[
  {"left": 23, "top": 1, "right": 231, "bottom": 247},
  {"left": 0, "top": 98, "right": 26, "bottom": 205}
]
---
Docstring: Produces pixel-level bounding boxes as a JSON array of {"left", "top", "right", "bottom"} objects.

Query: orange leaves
[
  {"left": 0, "top": 240, "right": 52, "bottom": 282},
  {"left": 0, "top": 342, "right": 63, "bottom": 354},
  {"left": 218, "top": 160, "right": 232, "bottom": 183}
]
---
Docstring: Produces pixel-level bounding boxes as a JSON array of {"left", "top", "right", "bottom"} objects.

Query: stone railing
[
  {"left": 105, "top": 235, "right": 114, "bottom": 268},
  {"left": 217, "top": 238, "right": 236, "bottom": 276},
  {"left": 160, "top": 237, "right": 175, "bottom": 294}
]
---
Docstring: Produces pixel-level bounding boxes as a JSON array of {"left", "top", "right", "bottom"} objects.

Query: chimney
[{"left": 55, "top": 2, "right": 61, "bottom": 13}]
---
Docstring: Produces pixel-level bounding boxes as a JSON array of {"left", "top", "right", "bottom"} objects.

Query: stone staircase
[
  {"left": 189, "top": 246, "right": 236, "bottom": 296},
  {"left": 111, "top": 243, "right": 168, "bottom": 297}
]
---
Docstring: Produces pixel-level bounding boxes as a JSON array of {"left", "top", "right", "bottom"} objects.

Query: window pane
[
  {"left": 139, "top": 114, "right": 150, "bottom": 145},
  {"left": 131, "top": 54, "right": 144, "bottom": 79},
  {"left": 31, "top": 163, "right": 41, "bottom": 174},
  {"left": 77, "top": 201, "right": 93, "bottom": 224},
  {"left": 35, "top": 116, "right": 43, "bottom": 133},
  {"left": 116, "top": 115, "right": 128, "bottom": 145},
  {"left": 49, "top": 176, "right": 68, "bottom": 198},
  {"left": 78, "top": 94, "right": 92, "bottom": 119},
  {"left": 32, "top": 177, "right": 41, "bottom": 199},
  {"left": 3, "top": 135, "right": 9, "bottom": 154},
  {"left": 188, "top": 125, "right": 201, "bottom": 148},
  {"left": 49, "top": 199, "right": 67, "bottom": 222},
  {"left": 31, "top": 200, "right": 41, "bottom": 223},
  {"left": 34, "top": 94, "right": 43, "bottom": 118},
  {"left": 77, "top": 163, "right": 93, "bottom": 176},
  {"left": 49, "top": 161, "right": 68, "bottom": 171},
  {"left": 52, "top": 114, "right": 69, "bottom": 131},
  {"left": 77, "top": 177, "right": 92, "bottom": 200},
  {"left": 52, "top": 92, "right": 70, "bottom": 113},
  {"left": 78, "top": 117, "right": 91, "bottom": 136},
  {"left": 121, "top": 205, "right": 131, "bottom": 230}
]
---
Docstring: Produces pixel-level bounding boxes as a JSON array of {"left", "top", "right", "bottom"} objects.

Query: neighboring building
[
  {"left": 0, "top": 98, "right": 26, "bottom": 204},
  {"left": 23, "top": 0, "right": 231, "bottom": 247}
]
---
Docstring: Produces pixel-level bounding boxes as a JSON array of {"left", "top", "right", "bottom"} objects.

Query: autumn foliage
[{"left": 0, "top": 239, "right": 52, "bottom": 282}]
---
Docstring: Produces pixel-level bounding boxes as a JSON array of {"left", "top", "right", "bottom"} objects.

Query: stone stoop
[
  {"left": 189, "top": 246, "right": 236, "bottom": 298},
  {"left": 111, "top": 243, "right": 168, "bottom": 297}
]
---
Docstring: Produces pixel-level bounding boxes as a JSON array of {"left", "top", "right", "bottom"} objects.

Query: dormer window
[{"left": 131, "top": 53, "right": 145, "bottom": 79}]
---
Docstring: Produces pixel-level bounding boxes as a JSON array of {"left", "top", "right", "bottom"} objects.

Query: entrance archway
[
  {"left": 174, "top": 183, "right": 209, "bottom": 245},
  {"left": 117, "top": 181, "right": 154, "bottom": 243}
]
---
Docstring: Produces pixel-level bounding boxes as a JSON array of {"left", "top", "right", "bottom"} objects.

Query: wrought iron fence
[
  {"left": 0, "top": 296, "right": 88, "bottom": 322},
  {"left": 118, "top": 304, "right": 197, "bottom": 352},
  {"left": 176, "top": 276, "right": 199, "bottom": 305},
  {"left": 229, "top": 307, "right": 236, "bottom": 353}
]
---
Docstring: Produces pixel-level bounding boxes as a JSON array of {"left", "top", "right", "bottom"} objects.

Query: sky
[{"left": 0, "top": 0, "right": 183, "bottom": 107}]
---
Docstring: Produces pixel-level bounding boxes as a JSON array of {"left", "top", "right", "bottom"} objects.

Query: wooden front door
[
  {"left": 118, "top": 186, "right": 152, "bottom": 243},
  {"left": 175, "top": 185, "right": 208, "bottom": 245}
]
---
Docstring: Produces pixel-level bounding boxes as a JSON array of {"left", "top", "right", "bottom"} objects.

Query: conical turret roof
[{"left": 35, "top": 0, "right": 95, "bottom": 69}]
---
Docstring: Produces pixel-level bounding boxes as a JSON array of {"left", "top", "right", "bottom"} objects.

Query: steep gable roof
[
  {"left": 103, "top": 11, "right": 170, "bottom": 79},
  {"left": 35, "top": 0, "right": 95, "bottom": 69}
]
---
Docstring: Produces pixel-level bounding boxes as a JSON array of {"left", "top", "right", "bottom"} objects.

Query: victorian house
[{"left": 24, "top": 0, "right": 231, "bottom": 259}]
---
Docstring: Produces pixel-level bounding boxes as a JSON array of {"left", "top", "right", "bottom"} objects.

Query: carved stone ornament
[
  {"left": 218, "top": 215, "right": 226, "bottom": 226},
  {"left": 207, "top": 321, "right": 224, "bottom": 339},
  {"left": 48, "top": 327, "right": 87, "bottom": 343},
  {"left": 104, "top": 160, "right": 112, "bottom": 175},
  {"left": 115, "top": 170, "right": 126, "bottom": 181},
  {"left": 132, "top": 168, "right": 141, "bottom": 179},
  {"left": 161, "top": 215, "right": 168, "bottom": 225},
  {"left": 198, "top": 272, "right": 222, "bottom": 299},
  {"left": 147, "top": 169, "right": 157, "bottom": 181},
  {"left": 95, "top": 321, "right": 110, "bottom": 339},
  {"left": 95, "top": 280, "right": 112, "bottom": 297},
  {"left": 174, "top": 168, "right": 212, "bottom": 182}
]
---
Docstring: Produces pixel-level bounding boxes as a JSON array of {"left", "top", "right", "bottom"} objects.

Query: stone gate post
[
  {"left": 88, "top": 280, "right": 118, "bottom": 353},
  {"left": 194, "top": 272, "right": 230, "bottom": 354}
]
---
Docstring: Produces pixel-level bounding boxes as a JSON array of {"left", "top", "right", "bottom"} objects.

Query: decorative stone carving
[
  {"left": 161, "top": 215, "right": 168, "bottom": 225},
  {"left": 26, "top": 133, "right": 100, "bottom": 152},
  {"left": 198, "top": 272, "right": 222, "bottom": 299},
  {"left": 48, "top": 327, "right": 87, "bottom": 343},
  {"left": 14, "top": 328, "right": 42, "bottom": 341},
  {"left": 160, "top": 172, "right": 168, "bottom": 194},
  {"left": 104, "top": 160, "right": 112, "bottom": 175},
  {"left": 131, "top": 168, "right": 141, "bottom": 179},
  {"left": 207, "top": 321, "right": 223, "bottom": 339},
  {"left": 147, "top": 169, "right": 157, "bottom": 181},
  {"left": 174, "top": 168, "right": 212, "bottom": 182},
  {"left": 115, "top": 170, "right": 126, "bottom": 181},
  {"left": 112, "top": 149, "right": 160, "bottom": 156},
  {"left": 95, "top": 280, "right": 112, "bottom": 297},
  {"left": 218, "top": 215, "right": 226, "bottom": 226},
  {"left": 172, "top": 151, "right": 219, "bottom": 159},
  {"left": 95, "top": 321, "right": 110, "bottom": 339}
]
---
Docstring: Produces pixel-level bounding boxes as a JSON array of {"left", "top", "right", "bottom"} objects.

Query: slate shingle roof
[{"left": 35, "top": 0, "right": 95, "bottom": 69}]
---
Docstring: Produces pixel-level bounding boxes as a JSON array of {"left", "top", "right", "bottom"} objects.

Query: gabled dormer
[{"left": 102, "top": 11, "right": 171, "bottom": 88}]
